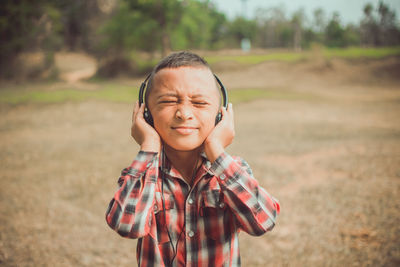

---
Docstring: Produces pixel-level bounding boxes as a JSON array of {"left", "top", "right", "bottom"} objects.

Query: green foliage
[
  {"left": 205, "top": 52, "right": 306, "bottom": 65},
  {"left": 254, "top": 6, "right": 293, "bottom": 48},
  {"left": 206, "top": 46, "right": 400, "bottom": 66},
  {"left": 1, "top": 0, "right": 400, "bottom": 80},
  {"left": 124, "top": 0, "right": 184, "bottom": 55},
  {"left": 0, "top": 0, "right": 62, "bottom": 78},
  {"left": 324, "top": 13, "right": 346, "bottom": 47},
  {"left": 320, "top": 12, "right": 360, "bottom": 48},
  {"left": 53, "top": 0, "right": 101, "bottom": 52},
  {"left": 171, "top": 1, "right": 228, "bottom": 50},
  {"left": 227, "top": 17, "right": 257, "bottom": 48},
  {"left": 254, "top": 3, "right": 399, "bottom": 50},
  {"left": 0, "top": 0, "right": 43, "bottom": 56},
  {"left": 360, "top": 1, "right": 400, "bottom": 46},
  {"left": 99, "top": 0, "right": 228, "bottom": 54},
  {"left": 228, "top": 88, "right": 318, "bottom": 104},
  {"left": 0, "top": 0, "right": 96, "bottom": 79},
  {"left": 98, "top": 1, "right": 159, "bottom": 53},
  {"left": 322, "top": 46, "right": 400, "bottom": 59},
  {"left": 342, "top": 25, "right": 361, "bottom": 47},
  {"left": 0, "top": 83, "right": 138, "bottom": 104}
]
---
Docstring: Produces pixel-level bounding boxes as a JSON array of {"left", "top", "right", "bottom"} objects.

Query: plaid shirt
[{"left": 106, "top": 150, "right": 280, "bottom": 267}]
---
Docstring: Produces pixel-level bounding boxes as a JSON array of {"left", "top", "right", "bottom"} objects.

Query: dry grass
[{"left": 1, "top": 57, "right": 400, "bottom": 266}]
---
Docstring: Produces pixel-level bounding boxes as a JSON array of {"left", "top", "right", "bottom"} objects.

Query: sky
[{"left": 211, "top": 0, "right": 400, "bottom": 25}]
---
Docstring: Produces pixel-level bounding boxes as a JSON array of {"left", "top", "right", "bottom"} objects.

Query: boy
[{"left": 105, "top": 51, "right": 280, "bottom": 266}]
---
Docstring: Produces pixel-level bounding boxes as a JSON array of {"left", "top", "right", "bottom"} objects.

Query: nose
[{"left": 175, "top": 102, "right": 193, "bottom": 121}]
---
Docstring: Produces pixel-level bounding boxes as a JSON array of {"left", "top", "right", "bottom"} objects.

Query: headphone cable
[{"left": 161, "top": 147, "right": 200, "bottom": 265}]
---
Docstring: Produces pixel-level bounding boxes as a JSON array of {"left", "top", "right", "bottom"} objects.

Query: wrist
[
  {"left": 140, "top": 140, "right": 161, "bottom": 153},
  {"left": 204, "top": 139, "right": 224, "bottom": 163}
]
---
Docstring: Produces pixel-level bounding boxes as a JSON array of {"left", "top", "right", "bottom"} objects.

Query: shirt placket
[
  {"left": 173, "top": 180, "right": 189, "bottom": 267},
  {"left": 183, "top": 183, "right": 196, "bottom": 266},
  {"left": 165, "top": 173, "right": 196, "bottom": 266},
  {"left": 164, "top": 156, "right": 210, "bottom": 266},
  {"left": 184, "top": 166, "right": 210, "bottom": 266}
]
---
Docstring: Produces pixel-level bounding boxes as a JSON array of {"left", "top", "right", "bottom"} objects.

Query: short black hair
[
  {"left": 153, "top": 51, "right": 210, "bottom": 71},
  {"left": 144, "top": 51, "right": 215, "bottom": 105}
]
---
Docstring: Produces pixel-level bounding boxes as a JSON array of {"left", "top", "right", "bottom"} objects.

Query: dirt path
[
  {"left": 1, "top": 57, "right": 399, "bottom": 266},
  {"left": 55, "top": 52, "right": 97, "bottom": 83}
]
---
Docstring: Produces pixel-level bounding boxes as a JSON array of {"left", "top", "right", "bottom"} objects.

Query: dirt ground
[{"left": 1, "top": 56, "right": 400, "bottom": 266}]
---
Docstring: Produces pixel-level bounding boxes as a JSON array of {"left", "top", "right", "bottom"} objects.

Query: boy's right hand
[{"left": 131, "top": 101, "right": 161, "bottom": 153}]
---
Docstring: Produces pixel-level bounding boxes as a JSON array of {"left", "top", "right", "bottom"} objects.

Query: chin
[{"left": 164, "top": 139, "right": 203, "bottom": 152}]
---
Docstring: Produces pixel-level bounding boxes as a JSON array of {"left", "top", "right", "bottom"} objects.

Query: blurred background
[
  {"left": 0, "top": 0, "right": 399, "bottom": 266},
  {"left": 1, "top": 0, "right": 400, "bottom": 80}
]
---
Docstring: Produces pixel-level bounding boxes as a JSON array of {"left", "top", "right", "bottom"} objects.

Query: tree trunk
[
  {"left": 294, "top": 24, "right": 302, "bottom": 51},
  {"left": 161, "top": 31, "right": 171, "bottom": 57}
]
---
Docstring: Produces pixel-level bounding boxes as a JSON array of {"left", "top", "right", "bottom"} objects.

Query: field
[{"left": 0, "top": 50, "right": 400, "bottom": 266}]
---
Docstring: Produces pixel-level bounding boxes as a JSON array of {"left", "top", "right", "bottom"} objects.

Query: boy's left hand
[{"left": 204, "top": 103, "right": 235, "bottom": 163}]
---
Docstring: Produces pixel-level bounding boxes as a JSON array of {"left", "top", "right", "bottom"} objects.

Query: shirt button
[
  {"left": 188, "top": 231, "right": 195, "bottom": 238},
  {"left": 219, "top": 202, "right": 225, "bottom": 208},
  {"left": 220, "top": 174, "right": 226, "bottom": 180},
  {"left": 188, "top": 198, "right": 194, "bottom": 205}
]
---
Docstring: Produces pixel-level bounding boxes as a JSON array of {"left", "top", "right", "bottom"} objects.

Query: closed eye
[
  {"left": 158, "top": 99, "right": 179, "bottom": 105},
  {"left": 193, "top": 102, "right": 208, "bottom": 105},
  {"left": 160, "top": 100, "right": 176, "bottom": 103}
]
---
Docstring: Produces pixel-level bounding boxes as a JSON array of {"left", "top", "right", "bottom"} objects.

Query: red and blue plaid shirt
[{"left": 106, "top": 150, "right": 280, "bottom": 266}]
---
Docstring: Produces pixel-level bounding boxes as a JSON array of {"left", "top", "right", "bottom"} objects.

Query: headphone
[{"left": 138, "top": 72, "right": 228, "bottom": 126}]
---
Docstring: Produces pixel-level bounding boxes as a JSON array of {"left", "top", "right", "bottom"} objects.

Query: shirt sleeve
[
  {"left": 209, "top": 152, "right": 280, "bottom": 236},
  {"left": 105, "top": 150, "right": 159, "bottom": 239}
]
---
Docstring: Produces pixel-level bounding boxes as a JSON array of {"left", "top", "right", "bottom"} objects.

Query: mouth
[{"left": 171, "top": 126, "right": 198, "bottom": 135}]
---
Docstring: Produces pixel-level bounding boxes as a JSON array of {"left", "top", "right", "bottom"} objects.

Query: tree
[
  {"left": 360, "top": 1, "right": 400, "bottom": 46},
  {"left": 377, "top": 1, "right": 400, "bottom": 45},
  {"left": 343, "top": 24, "right": 361, "bottom": 46},
  {"left": 255, "top": 6, "right": 292, "bottom": 48},
  {"left": 0, "top": 0, "right": 62, "bottom": 79},
  {"left": 311, "top": 8, "right": 326, "bottom": 43},
  {"left": 171, "top": 1, "right": 228, "bottom": 50},
  {"left": 51, "top": 0, "right": 102, "bottom": 52},
  {"left": 291, "top": 8, "right": 306, "bottom": 50},
  {"left": 227, "top": 16, "right": 257, "bottom": 48},
  {"left": 99, "top": 1, "right": 159, "bottom": 54},
  {"left": 313, "top": 8, "right": 326, "bottom": 33},
  {"left": 360, "top": 3, "right": 379, "bottom": 46},
  {"left": 325, "top": 12, "right": 346, "bottom": 47},
  {"left": 124, "top": 0, "right": 184, "bottom": 57}
]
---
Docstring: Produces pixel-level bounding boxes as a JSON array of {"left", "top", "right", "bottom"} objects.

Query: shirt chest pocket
[
  {"left": 200, "top": 190, "right": 229, "bottom": 241},
  {"left": 201, "top": 189, "right": 226, "bottom": 209},
  {"left": 154, "top": 191, "right": 175, "bottom": 244}
]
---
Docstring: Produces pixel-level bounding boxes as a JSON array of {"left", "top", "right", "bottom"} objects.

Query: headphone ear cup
[
  {"left": 144, "top": 109, "right": 154, "bottom": 127},
  {"left": 215, "top": 112, "right": 222, "bottom": 125}
]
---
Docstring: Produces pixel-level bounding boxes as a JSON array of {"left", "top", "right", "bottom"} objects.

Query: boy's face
[{"left": 147, "top": 66, "right": 220, "bottom": 151}]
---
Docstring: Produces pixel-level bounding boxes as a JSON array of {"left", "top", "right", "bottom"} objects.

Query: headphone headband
[
  {"left": 213, "top": 74, "right": 228, "bottom": 109},
  {"left": 138, "top": 73, "right": 152, "bottom": 106}
]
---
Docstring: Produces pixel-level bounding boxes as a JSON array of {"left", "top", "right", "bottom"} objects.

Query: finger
[
  {"left": 228, "top": 103, "right": 234, "bottom": 119},
  {"left": 137, "top": 103, "right": 145, "bottom": 120},
  {"left": 221, "top": 103, "right": 232, "bottom": 119},
  {"left": 221, "top": 105, "right": 227, "bottom": 116},
  {"left": 227, "top": 103, "right": 233, "bottom": 113},
  {"left": 222, "top": 103, "right": 234, "bottom": 127},
  {"left": 133, "top": 101, "right": 139, "bottom": 123}
]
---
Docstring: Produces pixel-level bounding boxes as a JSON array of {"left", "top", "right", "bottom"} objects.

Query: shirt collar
[{"left": 158, "top": 147, "right": 214, "bottom": 179}]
